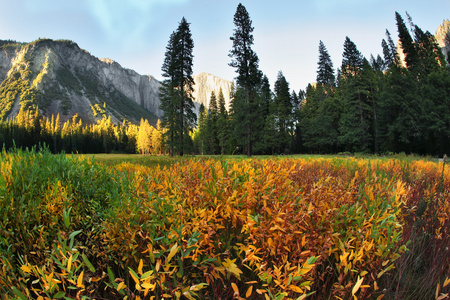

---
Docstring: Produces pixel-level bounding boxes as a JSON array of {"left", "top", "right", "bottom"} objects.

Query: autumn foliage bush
[{"left": 0, "top": 148, "right": 449, "bottom": 299}]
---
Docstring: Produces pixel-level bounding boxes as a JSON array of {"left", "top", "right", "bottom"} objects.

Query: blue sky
[{"left": 0, "top": 0, "right": 449, "bottom": 92}]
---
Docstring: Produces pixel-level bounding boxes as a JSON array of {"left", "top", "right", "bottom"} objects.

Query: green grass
[
  {"left": 73, "top": 153, "right": 336, "bottom": 170},
  {"left": 75, "top": 153, "right": 179, "bottom": 168},
  {"left": 76, "top": 152, "right": 438, "bottom": 169}
]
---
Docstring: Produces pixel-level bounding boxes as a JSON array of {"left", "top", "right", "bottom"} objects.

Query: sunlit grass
[{"left": 74, "top": 152, "right": 436, "bottom": 169}]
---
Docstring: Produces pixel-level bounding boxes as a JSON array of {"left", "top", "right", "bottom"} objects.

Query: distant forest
[{"left": 0, "top": 9, "right": 449, "bottom": 156}]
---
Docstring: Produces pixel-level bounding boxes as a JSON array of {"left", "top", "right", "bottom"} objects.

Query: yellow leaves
[
  {"left": 116, "top": 281, "right": 126, "bottom": 292},
  {"left": 223, "top": 258, "right": 243, "bottom": 279},
  {"left": 340, "top": 251, "right": 350, "bottom": 267},
  {"left": 444, "top": 277, "right": 450, "bottom": 288},
  {"left": 141, "top": 282, "right": 156, "bottom": 291},
  {"left": 289, "top": 284, "right": 304, "bottom": 293},
  {"left": 129, "top": 268, "right": 140, "bottom": 285},
  {"left": 67, "top": 255, "right": 73, "bottom": 273},
  {"left": 166, "top": 243, "right": 179, "bottom": 264},
  {"left": 138, "top": 259, "right": 144, "bottom": 275},
  {"left": 270, "top": 224, "right": 287, "bottom": 233},
  {"left": 76, "top": 271, "right": 84, "bottom": 289},
  {"left": 352, "top": 276, "right": 363, "bottom": 296},
  {"left": 307, "top": 202, "right": 315, "bottom": 212},
  {"left": 20, "top": 264, "right": 32, "bottom": 274},
  {"left": 436, "top": 277, "right": 450, "bottom": 300}
]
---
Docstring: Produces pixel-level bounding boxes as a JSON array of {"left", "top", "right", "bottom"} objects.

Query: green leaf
[
  {"left": 53, "top": 291, "right": 66, "bottom": 298},
  {"left": 11, "top": 287, "right": 27, "bottom": 300},
  {"left": 69, "top": 230, "right": 82, "bottom": 249},
  {"left": 82, "top": 253, "right": 96, "bottom": 273},
  {"left": 306, "top": 256, "right": 318, "bottom": 265},
  {"left": 274, "top": 293, "right": 286, "bottom": 300},
  {"left": 107, "top": 267, "right": 117, "bottom": 288},
  {"left": 63, "top": 207, "right": 72, "bottom": 228},
  {"left": 69, "top": 230, "right": 82, "bottom": 241}
]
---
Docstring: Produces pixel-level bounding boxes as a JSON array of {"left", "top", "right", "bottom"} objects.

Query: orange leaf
[
  {"left": 117, "top": 281, "right": 126, "bottom": 292},
  {"left": 246, "top": 286, "right": 253, "bottom": 298},
  {"left": 77, "top": 271, "right": 85, "bottom": 289},
  {"left": 138, "top": 259, "right": 144, "bottom": 275},
  {"left": 289, "top": 285, "right": 303, "bottom": 293},
  {"left": 231, "top": 282, "right": 239, "bottom": 294},
  {"left": 444, "top": 277, "right": 450, "bottom": 287},
  {"left": 20, "top": 264, "right": 32, "bottom": 274}
]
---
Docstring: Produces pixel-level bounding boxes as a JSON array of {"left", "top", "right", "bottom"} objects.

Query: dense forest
[
  {"left": 0, "top": 106, "right": 165, "bottom": 154},
  {"left": 0, "top": 8, "right": 449, "bottom": 156}
]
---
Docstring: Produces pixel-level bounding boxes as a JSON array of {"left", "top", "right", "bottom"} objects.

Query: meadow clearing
[{"left": 0, "top": 149, "right": 449, "bottom": 299}]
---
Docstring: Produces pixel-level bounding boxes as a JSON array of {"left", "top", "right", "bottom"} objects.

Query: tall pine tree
[
  {"left": 317, "top": 40, "right": 335, "bottom": 85},
  {"left": 217, "top": 88, "right": 229, "bottom": 154},
  {"left": 206, "top": 91, "right": 219, "bottom": 154},
  {"left": 396, "top": 12, "right": 418, "bottom": 71},
  {"left": 338, "top": 37, "right": 372, "bottom": 152},
  {"left": 160, "top": 17, "right": 196, "bottom": 156},
  {"left": 229, "top": 3, "right": 262, "bottom": 157},
  {"left": 274, "top": 71, "right": 293, "bottom": 153}
]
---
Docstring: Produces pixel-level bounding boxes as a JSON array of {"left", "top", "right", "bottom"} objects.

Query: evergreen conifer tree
[
  {"left": 317, "top": 40, "right": 335, "bottom": 85},
  {"left": 338, "top": 37, "right": 372, "bottom": 152},
  {"left": 395, "top": 12, "right": 418, "bottom": 70},
  {"left": 206, "top": 91, "right": 219, "bottom": 154},
  {"left": 255, "top": 75, "right": 275, "bottom": 154},
  {"left": 229, "top": 3, "right": 262, "bottom": 157},
  {"left": 217, "top": 88, "right": 229, "bottom": 154},
  {"left": 160, "top": 17, "right": 195, "bottom": 156},
  {"left": 274, "top": 71, "right": 292, "bottom": 153},
  {"left": 382, "top": 29, "right": 397, "bottom": 67}
]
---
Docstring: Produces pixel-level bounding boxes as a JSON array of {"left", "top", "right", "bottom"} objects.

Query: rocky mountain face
[
  {"left": 0, "top": 39, "right": 234, "bottom": 126},
  {"left": 192, "top": 72, "right": 233, "bottom": 113},
  {"left": 0, "top": 39, "right": 161, "bottom": 125},
  {"left": 435, "top": 20, "right": 450, "bottom": 64}
]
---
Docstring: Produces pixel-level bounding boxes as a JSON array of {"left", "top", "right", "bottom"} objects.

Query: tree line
[
  {"left": 0, "top": 106, "right": 166, "bottom": 154},
  {"left": 160, "top": 5, "right": 450, "bottom": 156}
]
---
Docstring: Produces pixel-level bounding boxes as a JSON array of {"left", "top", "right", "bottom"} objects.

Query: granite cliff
[
  {"left": 0, "top": 39, "right": 234, "bottom": 126},
  {"left": 192, "top": 72, "right": 233, "bottom": 113},
  {"left": 0, "top": 39, "right": 161, "bottom": 125},
  {"left": 435, "top": 20, "right": 450, "bottom": 64}
]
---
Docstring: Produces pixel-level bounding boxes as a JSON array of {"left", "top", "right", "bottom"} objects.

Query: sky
[{"left": 0, "top": 0, "right": 449, "bottom": 93}]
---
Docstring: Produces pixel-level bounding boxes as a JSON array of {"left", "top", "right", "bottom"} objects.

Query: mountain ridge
[
  {"left": 0, "top": 39, "right": 162, "bottom": 125},
  {"left": 0, "top": 39, "right": 234, "bottom": 126}
]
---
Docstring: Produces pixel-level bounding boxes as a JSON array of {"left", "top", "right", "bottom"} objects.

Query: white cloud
[{"left": 84, "top": 0, "right": 189, "bottom": 44}]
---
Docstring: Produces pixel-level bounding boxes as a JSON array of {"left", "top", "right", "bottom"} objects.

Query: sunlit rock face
[
  {"left": 192, "top": 72, "right": 233, "bottom": 113},
  {"left": 0, "top": 39, "right": 161, "bottom": 124},
  {"left": 435, "top": 20, "right": 450, "bottom": 64},
  {"left": 0, "top": 39, "right": 234, "bottom": 124}
]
